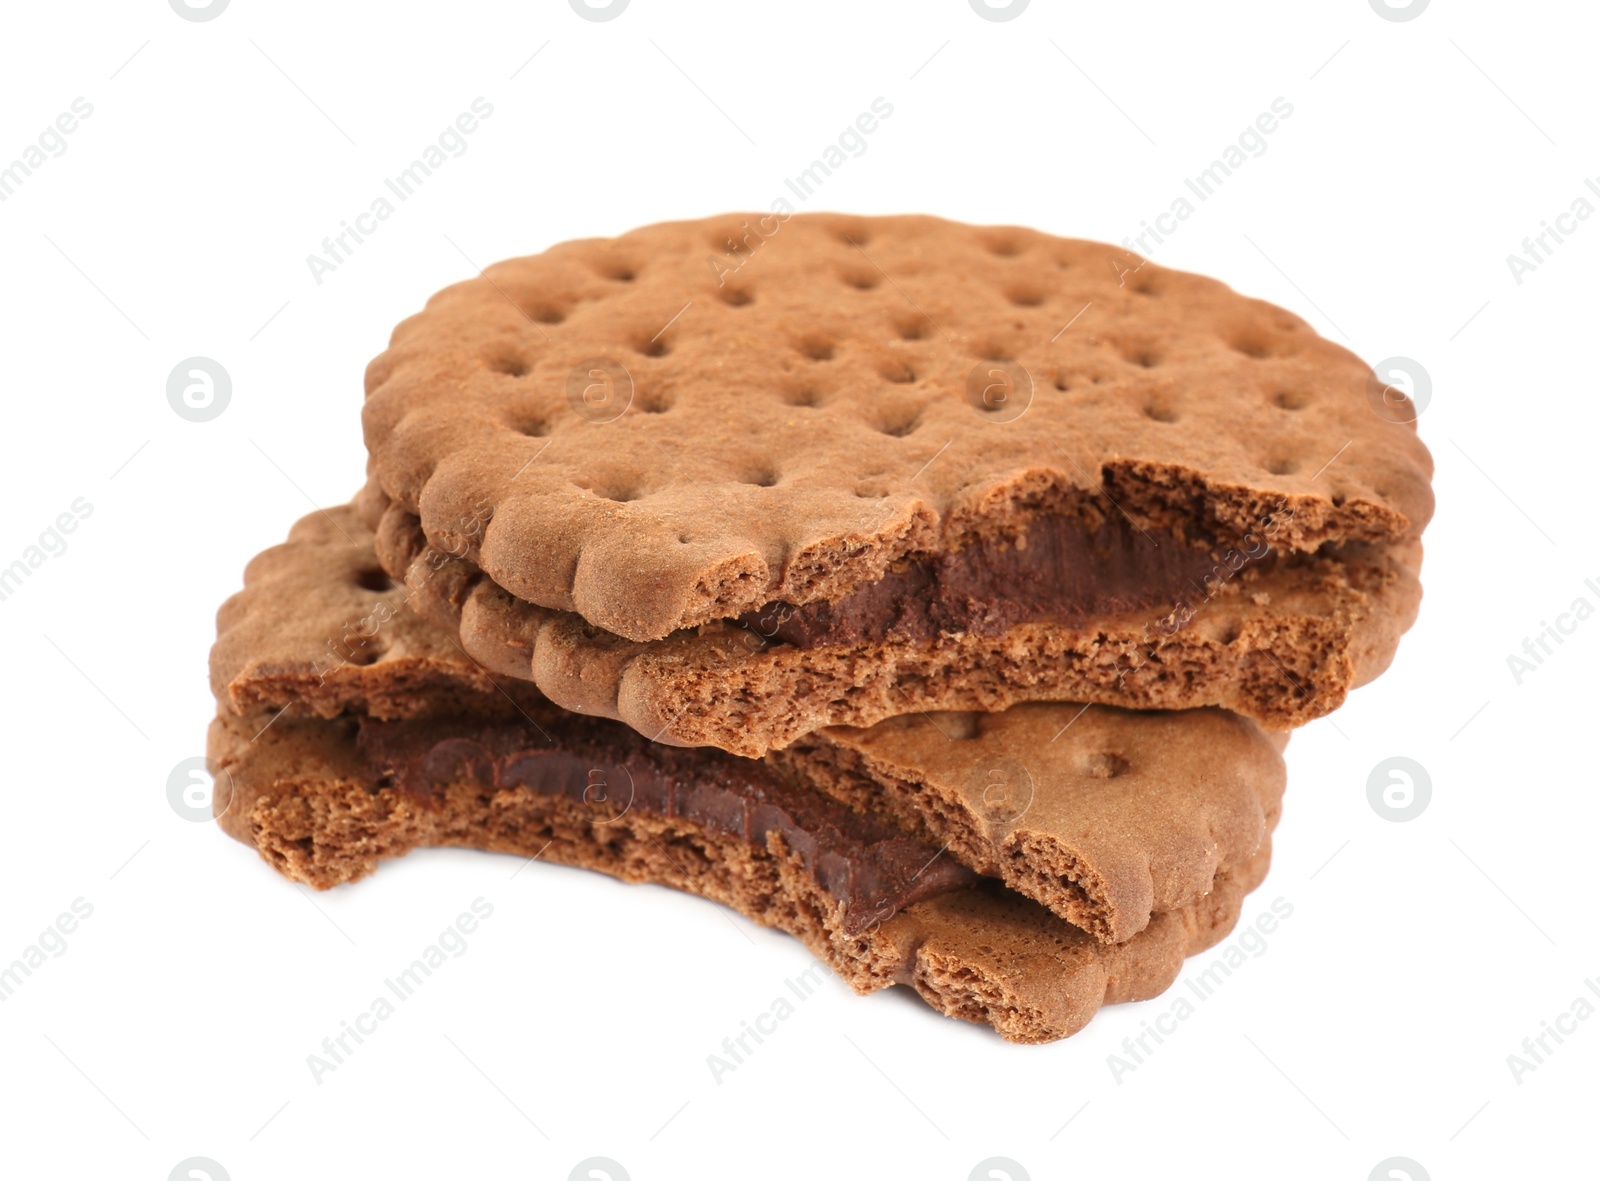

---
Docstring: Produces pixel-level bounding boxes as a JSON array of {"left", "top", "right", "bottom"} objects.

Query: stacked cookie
[{"left": 208, "top": 214, "right": 1431, "bottom": 1042}]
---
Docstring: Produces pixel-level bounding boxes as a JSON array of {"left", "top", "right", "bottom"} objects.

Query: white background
[{"left": 1, "top": 1, "right": 1594, "bottom": 1178}]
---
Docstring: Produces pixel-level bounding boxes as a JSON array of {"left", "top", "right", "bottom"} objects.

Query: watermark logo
[
  {"left": 1366, "top": 356, "right": 1429, "bottom": 423},
  {"left": 971, "top": 756, "right": 1035, "bottom": 826},
  {"left": 1114, "top": 498, "right": 1293, "bottom": 690},
  {"left": 1369, "top": 0, "right": 1428, "bottom": 21},
  {"left": 1367, "top": 757, "right": 1430, "bottom": 822},
  {"left": 0, "top": 98, "right": 95, "bottom": 204},
  {"left": 1108, "top": 898, "right": 1293, "bottom": 1083},
  {"left": 1506, "top": 578, "right": 1598, "bottom": 684},
  {"left": 569, "top": 1157, "right": 630, "bottom": 1180},
  {"left": 307, "top": 899, "right": 495, "bottom": 1084},
  {"left": 0, "top": 898, "right": 94, "bottom": 1003},
  {"left": 966, "top": 360, "right": 1033, "bottom": 422},
  {"left": 168, "top": 1157, "right": 229, "bottom": 1181},
  {"left": 1369, "top": 1158, "right": 1429, "bottom": 1181},
  {"left": 0, "top": 497, "right": 93, "bottom": 605},
  {"left": 777, "top": 99, "right": 894, "bottom": 208},
  {"left": 167, "top": 357, "right": 231, "bottom": 422},
  {"left": 582, "top": 764, "right": 635, "bottom": 824},
  {"left": 168, "top": 757, "right": 233, "bottom": 822},
  {"left": 706, "top": 962, "right": 830, "bottom": 1084},
  {"left": 707, "top": 213, "right": 786, "bottom": 287},
  {"left": 1506, "top": 179, "right": 1599, "bottom": 286},
  {"left": 169, "top": 0, "right": 229, "bottom": 22},
  {"left": 1507, "top": 978, "right": 1600, "bottom": 1085},
  {"left": 569, "top": 0, "right": 629, "bottom": 21},
  {"left": 1121, "top": 98, "right": 1294, "bottom": 259},
  {"left": 970, "top": 1158, "right": 1030, "bottom": 1181},
  {"left": 306, "top": 100, "right": 495, "bottom": 286},
  {"left": 969, "top": 0, "right": 1029, "bottom": 21},
  {"left": 568, "top": 357, "right": 634, "bottom": 424}
]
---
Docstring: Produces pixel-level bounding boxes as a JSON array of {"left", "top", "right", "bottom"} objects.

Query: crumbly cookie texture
[
  {"left": 213, "top": 506, "right": 1285, "bottom": 942},
  {"left": 782, "top": 704, "right": 1286, "bottom": 944},
  {"left": 209, "top": 710, "right": 1271, "bottom": 1045},
  {"left": 378, "top": 498, "right": 1421, "bottom": 755},
  {"left": 361, "top": 213, "right": 1434, "bottom": 642}
]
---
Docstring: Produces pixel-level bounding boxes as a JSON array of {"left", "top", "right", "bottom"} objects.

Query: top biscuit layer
[{"left": 363, "top": 213, "right": 1434, "bottom": 641}]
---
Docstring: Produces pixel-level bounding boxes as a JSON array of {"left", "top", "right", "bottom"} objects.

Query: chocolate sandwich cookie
[
  {"left": 210, "top": 706, "right": 1270, "bottom": 1044},
  {"left": 784, "top": 705, "right": 1285, "bottom": 944},
  {"left": 377, "top": 493, "right": 1418, "bottom": 756},
  {"left": 215, "top": 506, "right": 1282, "bottom": 944},
  {"left": 358, "top": 214, "right": 1430, "bottom": 753}
]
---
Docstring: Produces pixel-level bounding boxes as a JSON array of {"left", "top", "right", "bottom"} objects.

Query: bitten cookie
[
  {"left": 214, "top": 506, "right": 1283, "bottom": 945},
  {"left": 784, "top": 705, "right": 1286, "bottom": 944},
  {"left": 354, "top": 215, "right": 1429, "bottom": 753},
  {"left": 209, "top": 708, "right": 1271, "bottom": 1046}
]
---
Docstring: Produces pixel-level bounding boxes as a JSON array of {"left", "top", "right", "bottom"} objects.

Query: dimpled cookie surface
[{"left": 362, "top": 213, "right": 1434, "bottom": 642}]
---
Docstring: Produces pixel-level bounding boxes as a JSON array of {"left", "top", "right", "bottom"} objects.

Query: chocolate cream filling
[
  {"left": 737, "top": 512, "right": 1276, "bottom": 649},
  {"left": 358, "top": 714, "right": 976, "bottom": 934}
]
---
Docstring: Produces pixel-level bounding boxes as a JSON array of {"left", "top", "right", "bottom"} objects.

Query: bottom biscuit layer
[{"left": 210, "top": 712, "right": 1269, "bottom": 1044}]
